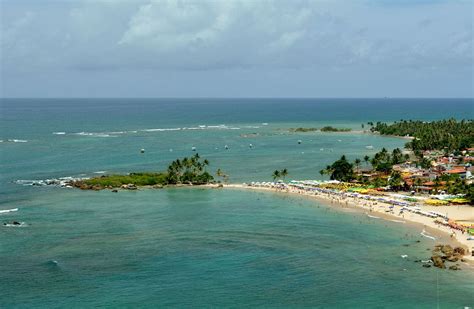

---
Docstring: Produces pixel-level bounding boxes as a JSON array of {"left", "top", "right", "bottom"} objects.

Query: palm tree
[
  {"left": 364, "top": 155, "right": 370, "bottom": 166},
  {"left": 280, "top": 168, "right": 288, "bottom": 180},
  {"left": 354, "top": 158, "right": 361, "bottom": 173},
  {"left": 272, "top": 170, "right": 281, "bottom": 181},
  {"left": 216, "top": 168, "right": 228, "bottom": 183}
]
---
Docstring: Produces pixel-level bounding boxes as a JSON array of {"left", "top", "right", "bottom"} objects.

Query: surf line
[
  {"left": 366, "top": 213, "right": 380, "bottom": 219},
  {"left": 420, "top": 229, "right": 436, "bottom": 240},
  {"left": 388, "top": 219, "right": 406, "bottom": 223},
  {"left": 0, "top": 208, "right": 18, "bottom": 214}
]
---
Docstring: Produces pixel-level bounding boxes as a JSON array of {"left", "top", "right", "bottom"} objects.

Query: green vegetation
[
  {"left": 320, "top": 126, "right": 352, "bottom": 132},
  {"left": 289, "top": 126, "right": 351, "bottom": 133},
  {"left": 216, "top": 168, "right": 229, "bottom": 184},
  {"left": 73, "top": 154, "right": 214, "bottom": 190},
  {"left": 166, "top": 153, "right": 213, "bottom": 184},
  {"left": 370, "top": 119, "right": 474, "bottom": 152},
  {"left": 370, "top": 147, "right": 408, "bottom": 172},
  {"left": 290, "top": 127, "right": 318, "bottom": 132},
  {"left": 272, "top": 168, "right": 289, "bottom": 181},
  {"left": 83, "top": 173, "right": 168, "bottom": 188},
  {"left": 319, "top": 155, "right": 354, "bottom": 182},
  {"left": 319, "top": 119, "right": 474, "bottom": 203}
]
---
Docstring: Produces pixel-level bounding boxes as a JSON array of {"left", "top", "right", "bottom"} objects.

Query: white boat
[
  {"left": 192, "top": 146, "right": 196, "bottom": 151},
  {"left": 366, "top": 145, "right": 374, "bottom": 149}
]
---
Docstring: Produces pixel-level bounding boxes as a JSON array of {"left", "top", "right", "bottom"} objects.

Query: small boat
[
  {"left": 140, "top": 148, "right": 145, "bottom": 153},
  {"left": 224, "top": 145, "right": 229, "bottom": 150},
  {"left": 366, "top": 145, "right": 374, "bottom": 149},
  {"left": 297, "top": 140, "right": 302, "bottom": 144},
  {"left": 249, "top": 144, "right": 253, "bottom": 149},
  {"left": 3, "top": 221, "right": 25, "bottom": 227},
  {"left": 192, "top": 146, "right": 196, "bottom": 151}
]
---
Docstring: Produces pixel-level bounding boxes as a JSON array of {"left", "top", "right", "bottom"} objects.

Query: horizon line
[{"left": 1, "top": 97, "right": 473, "bottom": 100}]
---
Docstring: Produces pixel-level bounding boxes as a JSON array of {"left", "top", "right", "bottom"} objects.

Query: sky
[{"left": 0, "top": 0, "right": 472, "bottom": 98}]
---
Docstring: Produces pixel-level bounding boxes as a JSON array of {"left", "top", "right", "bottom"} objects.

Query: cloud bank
[{"left": 1, "top": 0, "right": 472, "bottom": 97}]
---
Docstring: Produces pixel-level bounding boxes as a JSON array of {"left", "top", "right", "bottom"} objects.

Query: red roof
[{"left": 445, "top": 168, "right": 466, "bottom": 174}]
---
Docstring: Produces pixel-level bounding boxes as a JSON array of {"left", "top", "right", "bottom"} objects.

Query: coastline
[{"left": 215, "top": 183, "right": 474, "bottom": 268}]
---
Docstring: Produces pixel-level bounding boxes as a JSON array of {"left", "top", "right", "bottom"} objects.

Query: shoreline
[{"left": 215, "top": 183, "right": 474, "bottom": 268}]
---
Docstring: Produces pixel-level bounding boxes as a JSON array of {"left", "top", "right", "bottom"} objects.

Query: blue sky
[{"left": 0, "top": 0, "right": 472, "bottom": 98}]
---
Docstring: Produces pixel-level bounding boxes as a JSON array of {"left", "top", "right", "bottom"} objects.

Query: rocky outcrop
[
  {"left": 440, "top": 245, "right": 454, "bottom": 256},
  {"left": 121, "top": 184, "right": 137, "bottom": 190},
  {"left": 425, "top": 244, "right": 467, "bottom": 271},
  {"left": 453, "top": 247, "right": 466, "bottom": 255},
  {"left": 431, "top": 255, "right": 445, "bottom": 269}
]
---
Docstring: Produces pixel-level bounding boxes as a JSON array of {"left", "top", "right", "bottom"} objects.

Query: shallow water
[{"left": 1, "top": 98, "right": 473, "bottom": 307}]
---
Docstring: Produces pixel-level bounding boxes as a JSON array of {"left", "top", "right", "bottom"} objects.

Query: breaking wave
[
  {"left": 0, "top": 208, "right": 18, "bottom": 214},
  {"left": 15, "top": 176, "right": 89, "bottom": 187},
  {"left": 1, "top": 139, "right": 28, "bottom": 143},
  {"left": 54, "top": 124, "right": 253, "bottom": 138}
]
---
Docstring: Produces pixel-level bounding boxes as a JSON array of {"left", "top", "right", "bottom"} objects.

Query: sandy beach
[{"left": 218, "top": 183, "right": 474, "bottom": 267}]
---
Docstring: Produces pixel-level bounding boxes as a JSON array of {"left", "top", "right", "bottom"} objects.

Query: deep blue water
[{"left": 0, "top": 98, "right": 473, "bottom": 307}]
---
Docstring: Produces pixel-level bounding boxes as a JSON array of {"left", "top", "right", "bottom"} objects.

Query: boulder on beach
[
  {"left": 445, "top": 255, "right": 459, "bottom": 262},
  {"left": 126, "top": 184, "right": 137, "bottom": 190},
  {"left": 441, "top": 245, "right": 454, "bottom": 256},
  {"left": 449, "top": 265, "right": 460, "bottom": 271},
  {"left": 431, "top": 255, "right": 445, "bottom": 269},
  {"left": 453, "top": 247, "right": 466, "bottom": 256}
]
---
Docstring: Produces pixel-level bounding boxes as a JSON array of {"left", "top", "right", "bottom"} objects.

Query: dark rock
[
  {"left": 449, "top": 265, "right": 460, "bottom": 271},
  {"left": 453, "top": 247, "right": 466, "bottom": 256},
  {"left": 441, "top": 245, "right": 454, "bottom": 256},
  {"left": 422, "top": 264, "right": 431, "bottom": 268},
  {"left": 112, "top": 189, "right": 118, "bottom": 193},
  {"left": 445, "top": 255, "right": 459, "bottom": 262},
  {"left": 80, "top": 184, "right": 90, "bottom": 190},
  {"left": 431, "top": 255, "right": 445, "bottom": 269}
]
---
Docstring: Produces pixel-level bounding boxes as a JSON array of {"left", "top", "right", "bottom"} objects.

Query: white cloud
[{"left": 0, "top": 0, "right": 472, "bottom": 97}]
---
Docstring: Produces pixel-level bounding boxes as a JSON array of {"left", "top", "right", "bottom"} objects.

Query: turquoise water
[{"left": 1, "top": 99, "right": 473, "bottom": 307}]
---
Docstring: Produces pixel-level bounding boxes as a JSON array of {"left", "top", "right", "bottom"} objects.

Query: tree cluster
[
  {"left": 167, "top": 153, "right": 214, "bottom": 184},
  {"left": 370, "top": 119, "right": 473, "bottom": 152}
]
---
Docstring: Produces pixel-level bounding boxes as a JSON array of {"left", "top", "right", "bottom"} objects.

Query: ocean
[{"left": 0, "top": 98, "right": 473, "bottom": 308}]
